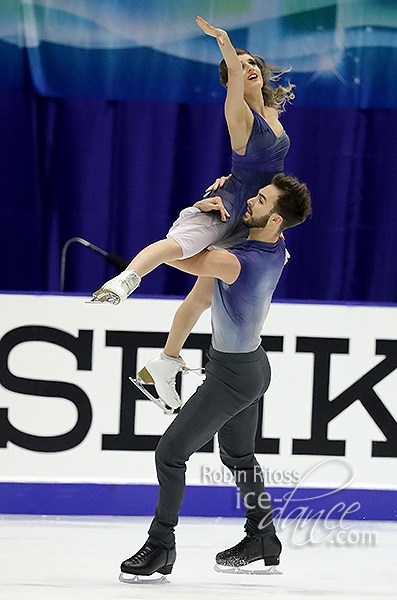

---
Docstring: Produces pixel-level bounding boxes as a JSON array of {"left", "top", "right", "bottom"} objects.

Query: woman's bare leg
[
  {"left": 127, "top": 237, "right": 183, "bottom": 277},
  {"left": 164, "top": 277, "right": 213, "bottom": 358},
  {"left": 92, "top": 237, "right": 183, "bottom": 303}
]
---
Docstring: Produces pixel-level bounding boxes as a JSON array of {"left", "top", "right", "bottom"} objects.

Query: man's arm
[{"left": 167, "top": 248, "right": 241, "bottom": 285}]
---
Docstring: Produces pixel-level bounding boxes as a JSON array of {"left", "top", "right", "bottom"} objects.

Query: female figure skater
[{"left": 92, "top": 16, "right": 294, "bottom": 409}]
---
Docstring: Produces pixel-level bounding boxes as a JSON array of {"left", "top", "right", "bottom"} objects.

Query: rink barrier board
[
  {"left": 1, "top": 294, "right": 397, "bottom": 520},
  {"left": 0, "top": 483, "right": 396, "bottom": 521}
]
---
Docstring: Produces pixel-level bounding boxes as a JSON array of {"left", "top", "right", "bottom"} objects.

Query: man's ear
[{"left": 271, "top": 214, "right": 283, "bottom": 227}]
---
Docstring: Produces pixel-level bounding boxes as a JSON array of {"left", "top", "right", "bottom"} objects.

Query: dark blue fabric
[
  {"left": 277, "top": 106, "right": 397, "bottom": 302},
  {"left": 231, "top": 111, "right": 290, "bottom": 195},
  {"left": 1, "top": 92, "right": 396, "bottom": 302}
]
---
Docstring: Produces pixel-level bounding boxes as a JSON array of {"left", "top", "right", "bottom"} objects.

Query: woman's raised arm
[{"left": 196, "top": 16, "right": 253, "bottom": 152}]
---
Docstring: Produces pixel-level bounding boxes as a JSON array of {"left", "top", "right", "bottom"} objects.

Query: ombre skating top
[{"left": 211, "top": 238, "right": 287, "bottom": 353}]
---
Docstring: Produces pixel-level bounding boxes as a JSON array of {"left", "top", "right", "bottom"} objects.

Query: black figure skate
[
  {"left": 214, "top": 531, "right": 283, "bottom": 575},
  {"left": 119, "top": 541, "right": 176, "bottom": 584}
]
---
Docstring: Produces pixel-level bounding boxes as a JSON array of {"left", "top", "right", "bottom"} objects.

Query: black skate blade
[
  {"left": 214, "top": 563, "right": 282, "bottom": 575},
  {"left": 119, "top": 572, "right": 171, "bottom": 584},
  {"left": 129, "top": 377, "right": 175, "bottom": 415}
]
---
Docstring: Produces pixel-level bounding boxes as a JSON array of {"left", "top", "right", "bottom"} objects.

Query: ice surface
[{"left": 1, "top": 515, "right": 395, "bottom": 599}]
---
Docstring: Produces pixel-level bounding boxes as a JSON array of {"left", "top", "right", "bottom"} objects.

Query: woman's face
[{"left": 238, "top": 54, "right": 263, "bottom": 91}]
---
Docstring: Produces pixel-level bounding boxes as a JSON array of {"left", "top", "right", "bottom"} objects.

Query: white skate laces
[{"left": 91, "top": 269, "right": 141, "bottom": 304}]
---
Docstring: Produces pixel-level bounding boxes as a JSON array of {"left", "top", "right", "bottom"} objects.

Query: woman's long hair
[{"left": 219, "top": 48, "right": 295, "bottom": 114}]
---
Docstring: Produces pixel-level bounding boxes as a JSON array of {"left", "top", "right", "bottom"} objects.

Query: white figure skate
[
  {"left": 130, "top": 352, "right": 186, "bottom": 414},
  {"left": 89, "top": 269, "right": 141, "bottom": 304}
]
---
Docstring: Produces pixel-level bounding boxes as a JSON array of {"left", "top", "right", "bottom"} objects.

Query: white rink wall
[{"left": 0, "top": 294, "right": 396, "bottom": 519}]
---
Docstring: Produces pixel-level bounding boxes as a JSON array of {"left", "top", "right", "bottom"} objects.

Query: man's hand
[{"left": 194, "top": 196, "right": 230, "bottom": 222}]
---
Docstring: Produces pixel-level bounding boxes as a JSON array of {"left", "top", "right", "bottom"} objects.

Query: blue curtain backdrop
[{"left": 1, "top": 0, "right": 396, "bottom": 302}]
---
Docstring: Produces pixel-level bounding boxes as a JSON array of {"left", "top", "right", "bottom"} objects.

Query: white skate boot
[
  {"left": 130, "top": 352, "right": 186, "bottom": 413},
  {"left": 90, "top": 269, "right": 141, "bottom": 305}
]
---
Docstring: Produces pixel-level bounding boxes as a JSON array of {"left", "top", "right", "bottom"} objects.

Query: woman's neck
[{"left": 245, "top": 91, "right": 266, "bottom": 117}]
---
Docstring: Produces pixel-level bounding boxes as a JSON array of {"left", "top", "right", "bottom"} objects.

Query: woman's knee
[
  {"left": 193, "top": 293, "right": 212, "bottom": 312},
  {"left": 186, "top": 279, "right": 213, "bottom": 311}
]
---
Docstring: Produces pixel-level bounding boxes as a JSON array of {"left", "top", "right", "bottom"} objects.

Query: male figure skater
[{"left": 120, "top": 173, "right": 312, "bottom": 580}]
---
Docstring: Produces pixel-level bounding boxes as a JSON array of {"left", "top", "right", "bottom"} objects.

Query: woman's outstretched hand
[
  {"left": 196, "top": 15, "right": 228, "bottom": 46},
  {"left": 194, "top": 196, "right": 230, "bottom": 222}
]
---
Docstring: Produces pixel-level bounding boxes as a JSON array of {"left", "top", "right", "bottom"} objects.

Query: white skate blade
[
  {"left": 119, "top": 572, "right": 171, "bottom": 584},
  {"left": 214, "top": 563, "right": 282, "bottom": 575},
  {"left": 129, "top": 377, "right": 175, "bottom": 415}
]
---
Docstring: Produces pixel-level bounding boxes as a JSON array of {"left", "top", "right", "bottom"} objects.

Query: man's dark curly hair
[{"left": 271, "top": 173, "right": 312, "bottom": 231}]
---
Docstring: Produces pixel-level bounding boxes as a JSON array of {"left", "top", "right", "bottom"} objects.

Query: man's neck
[{"left": 248, "top": 228, "right": 280, "bottom": 244}]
